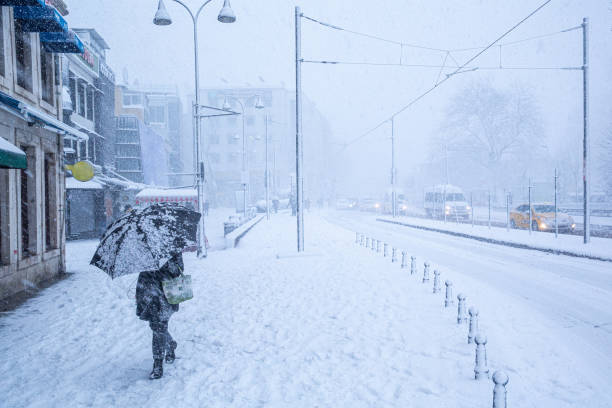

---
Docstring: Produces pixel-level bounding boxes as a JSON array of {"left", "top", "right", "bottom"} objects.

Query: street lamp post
[
  {"left": 154, "top": 0, "right": 236, "bottom": 258},
  {"left": 223, "top": 95, "right": 264, "bottom": 216}
]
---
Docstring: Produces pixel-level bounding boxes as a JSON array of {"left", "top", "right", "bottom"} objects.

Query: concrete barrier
[{"left": 224, "top": 215, "right": 264, "bottom": 249}]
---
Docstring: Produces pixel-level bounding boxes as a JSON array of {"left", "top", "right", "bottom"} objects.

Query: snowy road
[
  {"left": 325, "top": 210, "right": 612, "bottom": 379},
  {"left": 1, "top": 210, "right": 611, "bottom": 407}
]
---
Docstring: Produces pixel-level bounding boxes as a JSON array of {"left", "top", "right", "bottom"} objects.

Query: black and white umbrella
[{"left": 90, "top": 203, "right": 201, "bottom": 279}]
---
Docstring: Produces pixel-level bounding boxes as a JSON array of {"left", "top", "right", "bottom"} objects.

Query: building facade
[
  {"left": 115, "top": 82, "right": 183, "bottom": 187},
  {"left": 0, "top": 1, "right": 88, "bottom": 301},
  {"left": 198, "top": 86, "right": 333, "bottom": 208}
]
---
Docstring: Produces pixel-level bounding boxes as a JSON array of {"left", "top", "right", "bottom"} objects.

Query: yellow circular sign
[{"left": 66, "top": 161, "right": 95, "bottom": 182}]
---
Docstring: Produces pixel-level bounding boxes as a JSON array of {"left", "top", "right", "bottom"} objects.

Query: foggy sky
[{"left": 66, "top": 0, "right": 611, "bottom": 196}]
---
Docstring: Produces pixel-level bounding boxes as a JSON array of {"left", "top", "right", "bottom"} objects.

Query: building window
[
  {"left": 77, "top": 81, "right": 86, "bottom": 116},
  {"left": 147, "top": 105, "right": 165, "bottom": 124},
  {"left": 44, "top": 153, "right": 57, "bottom": 250},
  {"left": 0, "top": 166, "right": 9, "bottom": 265},
  {"left": 0, "top": 8, "right": 5, "bottom": 78},
  {"left": 68, "top": 73, "right": 76, "bottom": 112},
  {"left": 116, "top": 144, "right": 140, "bottom": 158},
  {"left": 246, "top": 115, "right": 255, "bottom": 126},
  {"left": 20, "top": 146, "right": 37, "bottom": 258},
  {"left": 40, "top": 49, "right": 54, "bottom": 105},
  {"left": 227, "top": 133, "right": 238, "bottom": 144},
  {"left": 122, "top": 93, "right": 142, "bottom": 106},
  {"left": 86, "top": 86, "right": 94, "bottom": 120},
  {"left": 15, "top": 21, "right": 33, "bottom": 92}
]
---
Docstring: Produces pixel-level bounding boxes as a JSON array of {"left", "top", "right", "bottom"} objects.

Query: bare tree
[{"left": 434, "top": 81, "right": 543, "bottom": 198}]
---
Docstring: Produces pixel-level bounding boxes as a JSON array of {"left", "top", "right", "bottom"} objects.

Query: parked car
[
  {"left": 424, "top": 185, "right": 470, "bottom": 220},
  {"left": 509, "top": 203, "right": 576, "bottom": 232}
]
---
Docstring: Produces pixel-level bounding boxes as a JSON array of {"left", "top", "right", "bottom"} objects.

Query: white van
[{"left": 424, "top": 185, "right": 470, "bottom": 220}]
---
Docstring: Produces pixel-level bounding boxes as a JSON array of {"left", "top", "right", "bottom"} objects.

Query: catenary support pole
[
  {"left": 391, "top": 117, "right": 397, "bottom": 218},
  {"left": 265, "top": 114, "right": 270, "bottom": 220},
  {"left": 554, "top": 168, "right": 558, "bottom": 238},
  {"left": 528, "top": 178, "right": 532, "bottom": 235},
  {"left": 295, "top": 6, "right": 305, "bottom": 251},
  {"left": 582, "top": 17, "right": 590, "bottom": 244}
]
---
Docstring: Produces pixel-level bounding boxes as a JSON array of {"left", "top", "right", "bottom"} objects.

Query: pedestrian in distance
[
  {"left": 203, "top": 200, "right": 210, "bottom": 216},
  {"left": 136, "top": 252, "right": 184, "bottom": 380}
]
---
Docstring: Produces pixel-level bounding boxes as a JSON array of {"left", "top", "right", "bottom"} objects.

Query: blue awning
[
  {"left": 0, "top": 0, "right": 45, "bottom": 6},
  {"left": 14, "top": 4, "right": 68, "bottom": 33},
  {"left": 0, "top": 90, "right": 88, "bottom": 142},
  {"left": 41, "top": 30, "right": 84, "bottom": 53}
]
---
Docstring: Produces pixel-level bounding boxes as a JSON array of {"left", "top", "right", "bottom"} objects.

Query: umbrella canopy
[{"left": 90, "top": 203, "right": 201, "bottom": 279}]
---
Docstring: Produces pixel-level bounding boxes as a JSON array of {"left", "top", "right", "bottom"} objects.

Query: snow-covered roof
[
  {"left": 135, "top": 188, "right": 199, "bottom": 204},
  {"left": 136, "top": 188, "right": 197, "bottom": 198},
  {"left": 66, "top": 177, "right": 104, "bottom": 190}
]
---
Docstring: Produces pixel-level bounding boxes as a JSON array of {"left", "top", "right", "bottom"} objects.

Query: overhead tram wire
[
  {"left": 301, "top": 59, "right": 580, "bottom": 72},
  {"left": 338, "top": 0, "right": 554, "bottom": 151}
]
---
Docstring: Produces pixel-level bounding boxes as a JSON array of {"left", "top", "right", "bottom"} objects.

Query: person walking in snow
[{"left": 135, "top": 252, "right": 184, "bottom": 380}]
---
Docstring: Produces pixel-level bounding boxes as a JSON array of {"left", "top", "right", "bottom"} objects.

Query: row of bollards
[{"left": 354, "top": 232, "right": 509, "bottom": 408}]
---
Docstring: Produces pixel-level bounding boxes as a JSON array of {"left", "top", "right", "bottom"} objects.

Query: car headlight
[
  {"left": 571, "top": 223, "right": 576, "bottom": 229},
  {"left": 466, "top": 205, "right": 471, "bottom": 210},
  {"left": 445, "top": 205, "right": 450, "bottom": 210},
  {"left": 540, "top": 222, "right": 548, "bottom": 229},
  {"left": 402, "top": 205, "right": 407, "bottom": 210},
  {"left": 375, "top": 203, "right": 380, "bottom": 208}
]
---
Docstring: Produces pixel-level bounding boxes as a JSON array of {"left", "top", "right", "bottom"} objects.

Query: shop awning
[
  {"left": 14, "top": 4, "right": 68, "bottom": 32},
  {"left": 41, "top": 29, "right": 84, "bottom": 54},
  {"left": 0, "top": 0, "right": 45, "bottom": 6},
  {"left": 0, "top": 90, "right": 88, "bottom": 142},
  {"left": 0, "top": 137, "right": 27, "bottom": 169}
]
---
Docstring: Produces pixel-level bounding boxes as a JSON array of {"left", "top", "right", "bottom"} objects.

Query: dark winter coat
[{"left": 136, "top": 253, "right": 184, "bottom": 322}]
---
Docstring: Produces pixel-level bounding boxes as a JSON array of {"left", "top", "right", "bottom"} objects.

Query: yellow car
[{"left": 509, "top": 203, "right": 576, "bottom": 232}]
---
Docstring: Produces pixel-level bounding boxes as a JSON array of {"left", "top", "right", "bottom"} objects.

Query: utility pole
[
  {"left": 391, "top": 117, "right": 397, "bottom": 218},
  {"left": 528, "top": 178, "right": 532, "bottom": 235},
  {"left": 295, "top": 6, "right": 304, "bottom": 252},
  {"left": 265, "top": 114, "right": 270, "bottom": 220},
  {"left": 554, "top": 168, "right": 558, "bottom": 238},
  {"left": 582, "top": 17, "right": 590, "bottom": 244}
]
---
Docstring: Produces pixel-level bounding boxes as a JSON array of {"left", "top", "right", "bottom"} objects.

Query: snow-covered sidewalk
[{"left": 0, "top": 213, "right": 609, "bottom": 407}]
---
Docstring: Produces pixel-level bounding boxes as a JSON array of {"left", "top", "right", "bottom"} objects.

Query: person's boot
[
  {"left": 149, "top": 358, "right": 163, "bottom": 380},
  {"left": 165, "top": 340, "right": 178, "bottom": 364}
]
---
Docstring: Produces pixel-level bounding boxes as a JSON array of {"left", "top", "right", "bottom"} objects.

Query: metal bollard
[
  {"left": 392, "top": 248, "right": 398, "bottom": 263},
  {"left": 376, "top": 240, "right": 381, "bottom": 253},
  {"left": 365, "top": 237, "right": 370, "bottom": 249},
  {"left": 355, "top": 232, "right": 360, "bottom": 244},
  {"left": 474, "top": 334, "right": 490, "bottom": 380},
  {"left": 371, "top": 238, "right": 376, "bottom": 251},
  {"left": 433, "top": 270, "right": 441, "bottom": 293},
  {"left": 383, "top": 243, "right": 389, "bottom": 257},
  {"left": 360, "top": 234, "right": 365, "bottom": 246},
  {"left": 468, "top": 307, "right": 479, "bottom": 344},
  {"left": 457, "top": 293, "right": 467, "bottom": 324},
  {"left": 422, "top": 262, "right": 430, "bottom": 283},
  {"left": 492, "top": 371, "right": 509, "bottom": 408},
  {"left": 444, "top": 281, "right": 454, "bottom": 307},
  {"left": 401, "top": 251, "right": 407, "bottom": 268},
  {"left": 410, "top": 256, "right": 416, "bottom": 275}
]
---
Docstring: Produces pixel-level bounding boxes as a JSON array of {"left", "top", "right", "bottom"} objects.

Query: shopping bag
[{"left": 162, "top": 275, "right": 193, "bottom": 304}]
